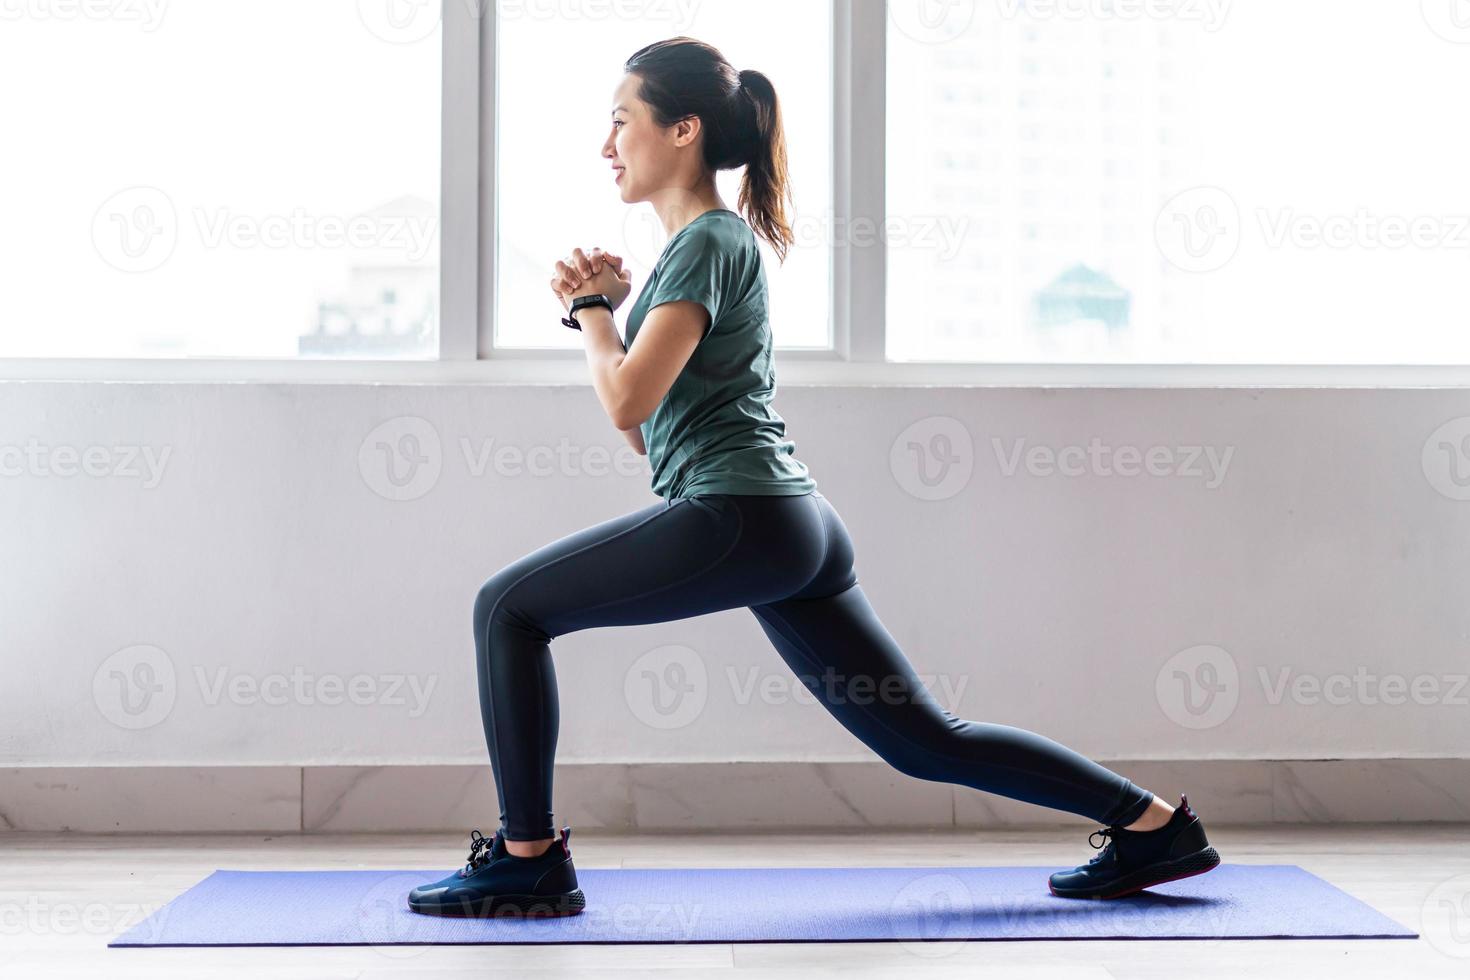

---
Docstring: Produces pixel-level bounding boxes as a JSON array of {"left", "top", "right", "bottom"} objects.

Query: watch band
[{"left": 562, "top": 293, "right": 613, "bottom": 331}]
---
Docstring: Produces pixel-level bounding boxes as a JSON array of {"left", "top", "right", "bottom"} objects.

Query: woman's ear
[{"left": 672, "top": 114, "right": 702, "bottom": 148}]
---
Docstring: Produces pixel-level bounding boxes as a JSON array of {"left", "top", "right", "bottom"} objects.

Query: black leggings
[{"left": 473, "top": 490, "right": 1154, "bottom": 840}]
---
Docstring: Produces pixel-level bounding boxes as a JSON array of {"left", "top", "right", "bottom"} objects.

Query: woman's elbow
[{"left": 610, "top": 402, "right": 649, "bottom": 432}]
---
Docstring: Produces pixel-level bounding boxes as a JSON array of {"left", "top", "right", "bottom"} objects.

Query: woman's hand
[{"left": 551, "top": 247, "right": 633, "bottom": 313}]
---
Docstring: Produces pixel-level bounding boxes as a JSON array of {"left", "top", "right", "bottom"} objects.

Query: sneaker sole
[
  {"left": 1048, "top": 846, "right": 1221, "bottom": 900},
  {"left": 408, "top": 888, "right": 587, "bottom": 918}
]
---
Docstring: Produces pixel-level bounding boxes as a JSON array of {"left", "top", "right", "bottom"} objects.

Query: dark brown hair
[{"left": 623, "top": 37, "right": 796, "bottom": 265}]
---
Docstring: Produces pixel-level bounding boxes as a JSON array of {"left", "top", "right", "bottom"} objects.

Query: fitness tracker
[{"left": 562, "top": 293, "right": 613, "bottom": 331}]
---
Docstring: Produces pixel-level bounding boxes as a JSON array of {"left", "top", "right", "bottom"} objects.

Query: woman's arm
[
  {"left": 573, "top": 302, "right": 704, "bottom": 430},
  {"left": 619, "top": 424, "right": 647, "bottom": 455},
  {"left": 552, "top": 247, "right": 706, "bottom": 432}
]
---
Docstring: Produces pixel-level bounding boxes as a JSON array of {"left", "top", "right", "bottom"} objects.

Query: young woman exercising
[{"left": 408, "top": 36, "right": 1220, "bottom": 918}]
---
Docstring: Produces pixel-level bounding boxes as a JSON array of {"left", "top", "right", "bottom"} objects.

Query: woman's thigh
[
  {"left": 479, "top": 493, "right": 827, "bottom": 640},
  {"left": 745, "top": 494, "right": 953, "bottom": 747}
]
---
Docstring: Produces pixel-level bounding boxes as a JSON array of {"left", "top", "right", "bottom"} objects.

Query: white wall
[{"left": 3, "top": 381, "right": 1468, "bottom": 768}]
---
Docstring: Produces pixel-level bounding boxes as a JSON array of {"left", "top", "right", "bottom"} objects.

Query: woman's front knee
[{"left": 472, "top": 570, "right": 518, "bottom": 638}]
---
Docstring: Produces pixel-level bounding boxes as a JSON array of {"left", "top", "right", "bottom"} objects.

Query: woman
[{"left": 408, "top": 37, "right": 1220, "bottom": 919}]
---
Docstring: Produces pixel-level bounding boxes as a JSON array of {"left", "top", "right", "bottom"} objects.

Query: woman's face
[{"left": 602, "top": 72, "right": 693, "bottom": 204}]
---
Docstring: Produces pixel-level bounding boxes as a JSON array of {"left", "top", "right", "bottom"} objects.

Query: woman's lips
[{"left": 614, "top": 168, "right": 625, "bottom": 181}]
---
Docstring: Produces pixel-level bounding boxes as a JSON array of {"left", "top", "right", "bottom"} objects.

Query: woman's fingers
[
  {"left": 595, "top": 251, "right": 624, "bottom": 277},
  {"left": 551, "top": 274, "right": 577, "bottom": 302},
  {"left": 555, "top": 247, "right": 623, "bottom": 292},
  {"left": 553, "top": 260, "right": 580, "bottom": 290}
]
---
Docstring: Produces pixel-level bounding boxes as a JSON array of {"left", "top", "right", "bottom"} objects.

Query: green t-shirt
[{"left": 623, "top": 208, "right": 817, "bottom": 500}]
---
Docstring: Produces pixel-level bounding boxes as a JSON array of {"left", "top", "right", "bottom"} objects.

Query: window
[
  {"left": 493, "top": 0, "right": 833, "bottom": 351},
  {"left": 0, "top": 2, "right": 441, "bottom": 358},
  {"left": 887, "top": 3, "right": 1470, "bottom": 364},
  {"left": 6, "top": 2, "right": 1467, "bottom": 376}
]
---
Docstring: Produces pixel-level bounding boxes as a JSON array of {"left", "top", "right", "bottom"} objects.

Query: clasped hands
[{"left": 551, "top": 247, "right": 633, "bottom": 314}]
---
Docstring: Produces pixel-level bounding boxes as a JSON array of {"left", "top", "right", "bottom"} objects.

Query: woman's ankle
[
  {"left": 1121, "top": 796, "right": 1176, "bottom": 832},
  {"left": 504, "top": 832, "right": 558, "bottom": 858}
]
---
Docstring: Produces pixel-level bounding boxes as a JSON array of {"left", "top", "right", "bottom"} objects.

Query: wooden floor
[{"left": 3, "top": 823, "right": 1464, "bottom": 978}]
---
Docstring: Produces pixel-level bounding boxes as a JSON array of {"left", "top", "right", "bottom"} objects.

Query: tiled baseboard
[{"left": 3, "top": 759, "right": 1468, "bottom": 833}]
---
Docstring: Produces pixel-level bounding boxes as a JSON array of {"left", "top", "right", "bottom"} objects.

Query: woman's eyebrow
[{"left": 611, "top": 104, "right": 627, "bottom": 115}]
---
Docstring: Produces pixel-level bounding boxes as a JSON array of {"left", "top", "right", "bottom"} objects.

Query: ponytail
[{"left": 733, "top": 68, "right": 796, "bottom": 265}]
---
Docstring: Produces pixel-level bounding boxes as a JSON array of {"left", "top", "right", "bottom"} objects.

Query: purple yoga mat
[{"left": 109, "top": 863, "right": 1415, "bottom": 947}]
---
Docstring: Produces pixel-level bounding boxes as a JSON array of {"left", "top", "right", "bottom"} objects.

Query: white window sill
[{"left": 1, "top": 356, "right": 1469, "bottom": 388}]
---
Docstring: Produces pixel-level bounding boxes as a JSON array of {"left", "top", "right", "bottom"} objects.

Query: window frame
[{"left": 3, "top": 0, "right": 1469, "bottom": 386}]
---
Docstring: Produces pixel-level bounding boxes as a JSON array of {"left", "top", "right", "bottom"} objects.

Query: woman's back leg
[{"left": 748, "top": 497, "right": 1154, "bottom": 828}]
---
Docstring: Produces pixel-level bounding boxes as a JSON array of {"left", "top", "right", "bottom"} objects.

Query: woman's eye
[{"left": 613, "top": 120, "right": 623, "bottom": 128}]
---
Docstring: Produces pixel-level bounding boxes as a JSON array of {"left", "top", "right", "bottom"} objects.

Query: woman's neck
[{"left": 650, "top": 188, "right": 729, "bottom": 238}]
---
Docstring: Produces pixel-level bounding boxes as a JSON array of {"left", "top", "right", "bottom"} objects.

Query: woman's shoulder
[
  {"left": 677, "top": 208, "right": 751, "bottom": 244},
  {"left": 658, "top": 210, "right": 759, "bottom": 269}
]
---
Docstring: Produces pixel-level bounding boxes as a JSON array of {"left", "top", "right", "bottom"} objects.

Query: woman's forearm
[
  {"left": 575, "top": 305, "right": 633, "bottom": 426},
  {"left": 570, "top": 304, "right": 643, "bottom": 450}
]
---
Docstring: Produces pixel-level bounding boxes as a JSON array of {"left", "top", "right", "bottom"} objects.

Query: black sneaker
[
  {"left": 1048, "top": 794, "right": 1221, "bottom": 899},
  {"left": 407, "top": 825, "right": 586, "bottom": 917}
]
